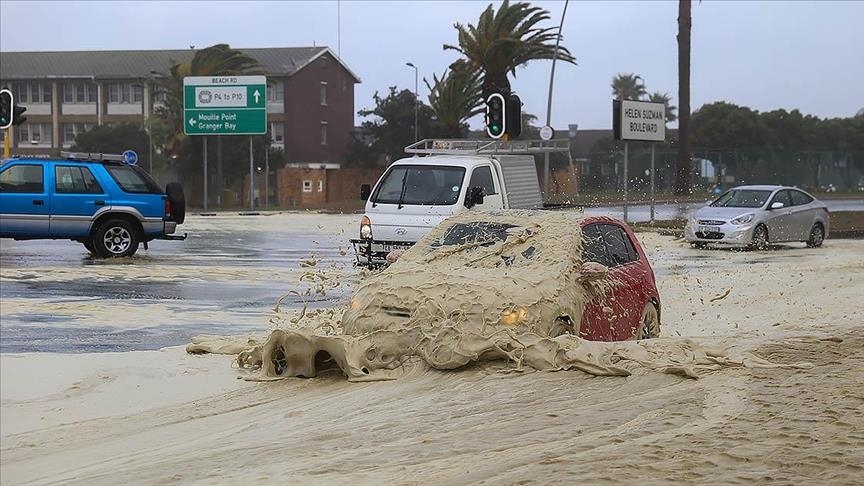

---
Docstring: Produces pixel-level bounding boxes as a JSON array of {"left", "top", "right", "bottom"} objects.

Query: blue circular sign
[{"left": 122, "top": 150, "right": 139, "bottom": 166}]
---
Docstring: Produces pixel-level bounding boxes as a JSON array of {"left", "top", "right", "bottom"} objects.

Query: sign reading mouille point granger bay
[{"left": 183, "top": 76, "right": 267, "bottom": 135}]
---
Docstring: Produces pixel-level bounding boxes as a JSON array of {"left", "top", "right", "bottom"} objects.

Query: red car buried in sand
[{"left": 343, "top": 210, "right": 661, "bottom": 342}]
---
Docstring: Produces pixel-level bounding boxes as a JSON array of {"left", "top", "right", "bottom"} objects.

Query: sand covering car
[{"left": 188, "top": 210, "right": 810, "bottom": 381}]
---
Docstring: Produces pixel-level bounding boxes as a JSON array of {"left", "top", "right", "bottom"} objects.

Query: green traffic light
[{"left": 491, "top": 124, "right": 501, "bottom": 134}]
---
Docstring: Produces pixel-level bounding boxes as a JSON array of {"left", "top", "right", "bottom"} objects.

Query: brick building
[{"left": 0, "top": 47, "right": 360, "bottom": 192}]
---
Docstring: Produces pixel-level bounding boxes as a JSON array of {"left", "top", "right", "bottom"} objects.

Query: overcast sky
[{"left": 1, "top": 0, "right": 862, "bottom": 130}]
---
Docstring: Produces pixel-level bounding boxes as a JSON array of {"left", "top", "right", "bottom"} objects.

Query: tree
[
  {"left": 348, "top": 87, "right": 441, "bottom": 166},
  {"left": 675, "top": 0, "right": 692, "bottom": 195},
  {"left": 72, "top": 123, "right": 152, "bottom": 167},
  {"left": 424, "top": 61, "right": 483, "bottom": 138},
  {"left": 611, "top": 73, "right": 646, "bottom": 101},
  {"left": 648, "top": 92, "right": 677, "bottom": 123},
  {"left": 444, "top": 0, "right": 576, "bottom": 95}
]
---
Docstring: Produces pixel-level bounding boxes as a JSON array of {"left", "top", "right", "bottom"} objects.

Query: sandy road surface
[{"left": 2, "top": 215, "right": 863, "bottom": 484}]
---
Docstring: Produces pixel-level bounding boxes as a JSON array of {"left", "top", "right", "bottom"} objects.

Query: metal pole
[
  {"left": 543, "top": 0, "right": 570, "bottom": 199},
  {"left": 249, "top": 137, "right": 254, "bottom": 210},
  {"left": 203, "top": 137, "right": 208, "bottom": 211},
  {"left": 623, "top": 142, "right": 629, "bottom": 222},
  {"left": 264, "top": 148, "right": 270, "bottom": 209},
  {"left": 3, "top": 129, "right": 10, "bottom": 159},
  {"left": 650, "top": 143, "right": 656, "bottom": 222},
  {"left": 148, "top": 116, "right": 153, "bottom": 174},
  {"left": 414, "top": 67, "right": 419, "bottom": 142}
]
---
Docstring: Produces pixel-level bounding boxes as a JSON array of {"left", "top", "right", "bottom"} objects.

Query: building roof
[{"left": 0, "top": 46, "right": 361, "bottom": 82}]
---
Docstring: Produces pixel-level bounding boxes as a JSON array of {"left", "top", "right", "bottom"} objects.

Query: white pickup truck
[{"left": 350, "top": 139, "right": 572, "bottom": 267}]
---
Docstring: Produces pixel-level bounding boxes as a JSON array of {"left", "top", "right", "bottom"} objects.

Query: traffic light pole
[
  {"left": 3, "top": 129, "right": 9, "bottom": 159},
  {"left": 543, "top": 0, "right": 570, "bottom": 200}
]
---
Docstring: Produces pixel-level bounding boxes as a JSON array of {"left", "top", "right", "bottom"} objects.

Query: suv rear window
[{"left": 106, "top": 165, "right": 162, "bottom": 194}]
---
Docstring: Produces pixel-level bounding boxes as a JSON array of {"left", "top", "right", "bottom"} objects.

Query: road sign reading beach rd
[
  {"left": 183, "top": 76, "right": 267, "bottom": 135},
  {"left": 613, "top": 99, "right": 666, "bottom": 142}
]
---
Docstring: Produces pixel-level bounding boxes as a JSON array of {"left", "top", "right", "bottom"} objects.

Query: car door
[
  {"left": 466, "top": 165, "right": 504, "bottom": 210},
  {"left": 789, "top": 190, "right": 816, "bottom": 240},
  {"left": 765, "top": 189, "right": 794, "bottom": 242},
  {"left": 578, "top": 223, "right": 644, "bottom": 341},
  {"left": 50, "top": 164, "right": 108, "bottom": 238},
  {"left": 0, "top": 162, "right": 50, "bottom": 237}
]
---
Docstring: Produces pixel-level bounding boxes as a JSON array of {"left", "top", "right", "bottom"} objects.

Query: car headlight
[
  {"left": 730, "top": 213, "right": 754, "bottom": 225},
  {"left": 500, "top": 307, "right": 528, "bottom": 326},
  {"left": 360, "top": 215, "right": 372, "bottom": 239}
]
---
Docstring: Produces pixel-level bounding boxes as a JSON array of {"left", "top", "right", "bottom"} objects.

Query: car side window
[
  {"left": 55, "top": 166, "right": 104, "bottom": 194},
  {"left": 581, "top": 224, "right": 610, "bottom": 267},
  {"left": 790, "top": 190, "right": 813, "bottom": 206},
  {"left": 600, "top": 224, "right": 638, "bottom": 267},
  {"left": 0, "top": 164, "right": 44, "bottom": 193},
  {"left": 771, "top": 190, "right": 793, "bottom": 207},
  {"left": 468, "top": 166, "right": 497, "bottom": 195}
]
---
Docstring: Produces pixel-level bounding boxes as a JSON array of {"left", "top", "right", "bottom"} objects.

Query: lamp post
[
  {"left": 143, "top": 70, "right": 162, "bottom": 174},
  {"left": 405, "top": 62, "right": 419, "bottom": 142},
  {"left": 543, "top": 0, "right": 570, "bottom": 198}
]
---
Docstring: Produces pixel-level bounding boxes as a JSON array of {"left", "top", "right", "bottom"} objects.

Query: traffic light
[
  {"left": 506, "top": 93, "right": 522, "bottom": 138},
  {"left": 485, "top": 92, "right": 506, "bottom": 139},
  {"left": 12, "top": 104, "right": 27, "bottom": 126},
  {"left": 0, "top": 89, "right": 12, "bottom": 129}
]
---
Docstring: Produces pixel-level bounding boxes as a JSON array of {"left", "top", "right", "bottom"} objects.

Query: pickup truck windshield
[
  {"left": 371, "top": 165, "right": 465, "bottom": 206},
  {"left": 710, "top": 189, "right": 772, "bottom": 208}
]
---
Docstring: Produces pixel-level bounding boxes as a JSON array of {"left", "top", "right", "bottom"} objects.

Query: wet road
[{"left": 0, "top": 214, "right": 358, "bottom": 353}]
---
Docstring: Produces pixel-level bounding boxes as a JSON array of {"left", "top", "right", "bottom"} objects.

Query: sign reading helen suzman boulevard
[
  {"left": 613, "top": 99, "right": 666, "bottom": 142},
  {"left": 183, "top": 76, "right": 267, "bottom": 135}
]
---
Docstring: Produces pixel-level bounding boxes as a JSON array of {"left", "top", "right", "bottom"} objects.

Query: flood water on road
[{"left": 0, "top": 213, "right": 359, "bottom": 353}]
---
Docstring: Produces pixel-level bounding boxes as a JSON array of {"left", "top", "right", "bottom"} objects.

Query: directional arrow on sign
[
  {"left": 253, "top": 90, "right": 261, "bottom": 104},
  {"left": 189, "top": 117, "right": 197, "bottom": 126}
]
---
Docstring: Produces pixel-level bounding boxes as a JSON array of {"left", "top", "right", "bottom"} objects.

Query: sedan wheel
[
  {"left": 750, "top": 224, "right": 769, "bottom": 251},
  {"left": 634, "top": 303, "right": 661, "bottom": 340},
  {"left": 806, "top": 224, "right": 825, "bottom": 248}
]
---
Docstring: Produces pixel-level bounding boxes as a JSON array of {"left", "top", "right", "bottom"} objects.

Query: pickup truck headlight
[
  {"left": 360, "top": 215, "right": 372, "bottom": 239},
  {"left": 730, "top": 213, "right": 754, "bottom": 225}
]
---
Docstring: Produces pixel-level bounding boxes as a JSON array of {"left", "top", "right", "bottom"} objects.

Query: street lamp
[{"left": 405, "top": 62, "right": 418, "bottom": 142}]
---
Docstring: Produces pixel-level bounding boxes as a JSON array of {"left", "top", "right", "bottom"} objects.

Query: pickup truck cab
[
  {"left": 351, "top": 139, "right": 571, "bottom": 267},
  {"left": 0, "top": 151, "right": 186, "bottom": 257}
]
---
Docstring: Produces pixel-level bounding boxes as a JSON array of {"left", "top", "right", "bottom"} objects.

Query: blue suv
[{"left": 0, "top": 151, "right": 186, "bottom": 257}]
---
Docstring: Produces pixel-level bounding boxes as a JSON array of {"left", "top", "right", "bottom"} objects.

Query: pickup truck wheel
[
  {"left": 94, "top": 219, "right": 140, "bottom": 258},
  {"left": 166, "top": 182, "right": 186, "bottom": 224}
]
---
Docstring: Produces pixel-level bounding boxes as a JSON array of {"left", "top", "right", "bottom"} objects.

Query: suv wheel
[
  {"left": 93, "top": 219, "right": 140, "bottom": 258},
  {"left": 82, "top": 240, "right": 95, "bottom": 254}
]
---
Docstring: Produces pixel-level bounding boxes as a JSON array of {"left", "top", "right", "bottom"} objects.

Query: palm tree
[
  {"left": 424, "top": 61, "right": 484, "bottom": 138},
  {"left": 648, "top": 92, "right": 678, "bottom": 123},
  {"left": 611, "top": 73, "right": 646, "bottom": 101},
  {"left": 443, "top": 0, "right": 576, "bottom": 95},
  {"left": 676, "top": 0, "right": 692, "bottom": 196}
]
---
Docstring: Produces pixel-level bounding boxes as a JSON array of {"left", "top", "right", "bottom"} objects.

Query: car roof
[{"left": 730, "top": 185, "right": 784, "bottom": 191}]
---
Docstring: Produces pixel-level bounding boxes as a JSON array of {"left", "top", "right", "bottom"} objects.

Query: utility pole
[
  {"left": 543, "top": 0, "right": 570, "bottom": 198},
  {"left": 406, "top": 62, "right": 419, "bottom": 142}
]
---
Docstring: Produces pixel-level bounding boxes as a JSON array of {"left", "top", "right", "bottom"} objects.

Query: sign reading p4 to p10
[
  {"left": 183, "top": 76, "right": 267, "bottom": 135},
  {"left": 613, "top": 99, "right": 666, "bottom": 142}
]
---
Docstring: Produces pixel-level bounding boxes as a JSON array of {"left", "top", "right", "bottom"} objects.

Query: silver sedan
[{"left": 685, "top": 185, "right": 829, "bottom": 249}]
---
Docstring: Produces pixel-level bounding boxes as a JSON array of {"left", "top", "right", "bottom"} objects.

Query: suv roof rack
[
  {"left": 404, "top": 138, "right": 571, "bottom": 155},
  {"left": 60, "top": 151, "right": 126, "bottom": 162}
]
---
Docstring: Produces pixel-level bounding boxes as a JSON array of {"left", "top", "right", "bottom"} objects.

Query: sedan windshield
[
  {"left": 371, "top": 165, "right": 465, "bottom": 206},
  {"left": 710, "top": 189, "right": 772, "bottom": 208}
]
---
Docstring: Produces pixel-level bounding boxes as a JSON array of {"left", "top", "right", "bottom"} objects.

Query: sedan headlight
[
  {"left": 500, "top": 307, "right": 528, "bottom": 326},
  {"left": 730, "top": 213, "right": 755, "bottom": 225}
]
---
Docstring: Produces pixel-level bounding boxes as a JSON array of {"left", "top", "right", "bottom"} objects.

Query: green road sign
[{"left": 183, "top": 76, "right": 267, "bottom": 135}]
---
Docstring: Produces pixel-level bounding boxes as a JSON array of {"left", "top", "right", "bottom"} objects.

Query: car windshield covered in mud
[{"left": 418, "top": 220, "right": 542, "bottom": 267}]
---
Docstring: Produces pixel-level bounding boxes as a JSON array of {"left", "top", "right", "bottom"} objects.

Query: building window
[
  {"left": 269, "top": 122, "right": 284, "bottom": 144},
  {"left": 62, "top": 123, "right": 94, "bottom": 147},
  {"left": 267, "top": 80, "right": 284, "bottom": 102},
  {"left": 303, "top": 180, "right": 312, "bottom": 193},
  {"left": 320, "top": 82, "right": 327, "bottom": 106},
  {"left": 317, "top": 180, "right": 324, "bottom": 192},
  {"left": 320, "top": 122, "right": 328, "bottom": 146},
  {"left": 18, "top": 123, "right": 52, "bottom": 145},
  {"left": 16, "top": 83, "right": 51, "bottom": 104},
  {"left": 63, "top": 83, "right": 97, "bottom": 104},
  {"left": 152, "top": 88, "right": 167, "bottom": 104},
  {"left": 108, "top": 83, "right": 143, "bottom": 104}
]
